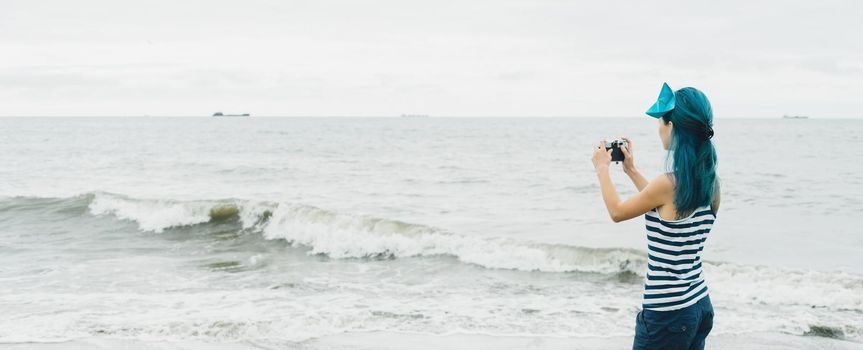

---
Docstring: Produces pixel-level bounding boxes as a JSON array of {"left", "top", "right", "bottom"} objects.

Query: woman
[{"left": 591, "top": 83, "right": 720, "bottom": 350}]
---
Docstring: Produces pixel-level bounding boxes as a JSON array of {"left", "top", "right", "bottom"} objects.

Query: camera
[{"left": 604, "top": 140, "right": 628, "bottom": 162}]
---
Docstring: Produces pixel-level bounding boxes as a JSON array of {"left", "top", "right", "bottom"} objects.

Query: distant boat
[
  {"left": 400, "top": 114, "right": 429, "bottom": 118},
  {"left": 782, "top": 114, "right": 808, "bottom": 119},
  {"left": 212, "top": 112, "right": 250, "bottom": 117}
]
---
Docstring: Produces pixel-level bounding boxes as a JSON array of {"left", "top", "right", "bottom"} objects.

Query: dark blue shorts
[{"left": 632, "top": 295, "right": 714, "bottom": 350}]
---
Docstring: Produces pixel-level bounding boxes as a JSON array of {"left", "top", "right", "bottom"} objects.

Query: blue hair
[{"left": 661, "top": 87, "right": 718, "bottom": 219}]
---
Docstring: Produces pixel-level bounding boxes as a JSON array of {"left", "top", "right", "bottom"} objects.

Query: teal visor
[{"left": 645, "top": 82, "right": 676, "bottom": 118}]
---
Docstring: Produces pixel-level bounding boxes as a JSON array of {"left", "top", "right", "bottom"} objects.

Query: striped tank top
[{"left": 642, "top": 204, "right": 716, "bottom": 311}]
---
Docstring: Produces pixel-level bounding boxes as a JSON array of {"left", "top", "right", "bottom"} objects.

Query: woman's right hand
[{"left": 620, "top": 136, "right": 636, "bottom": 173}]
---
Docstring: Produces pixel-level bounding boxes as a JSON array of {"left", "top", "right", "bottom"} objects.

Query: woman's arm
[
  {"left": 711, "top": 179, "right": 721, "bottom": 216},
  {"left": 619, "top": 136, "right": 648, "bottom": 191},
  {"left": 624, "top": 167, "right": 649, "bottom": 192},
  {"left": 595, "top": 169, "right": 670, "bottom": 222},
  {"left": 592, "top": 140, "right": 670, "bottom": 223}
]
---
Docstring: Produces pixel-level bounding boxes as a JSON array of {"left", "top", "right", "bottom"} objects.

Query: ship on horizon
[
  {"left": 782, "top": 114, "right": 809, "bottom": 119},
  {"left": 212, "top": 112, "right": 250, "bottom": 117}
]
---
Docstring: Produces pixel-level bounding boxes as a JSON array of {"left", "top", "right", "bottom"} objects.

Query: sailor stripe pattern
[{"left": 642, "top": 204, "right": 716, "bottom": 311}]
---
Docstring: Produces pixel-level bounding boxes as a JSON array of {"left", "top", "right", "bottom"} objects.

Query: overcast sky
[{"left": 1, "top": 0, "right": 861, "bottom": 117}]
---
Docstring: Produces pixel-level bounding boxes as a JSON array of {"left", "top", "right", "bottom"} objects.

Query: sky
[{"left": 1, "top": 0, "right": 861, "bottom": 118}]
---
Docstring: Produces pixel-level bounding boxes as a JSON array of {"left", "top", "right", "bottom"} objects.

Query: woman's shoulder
[
  {"left": 643, "top": 173, "right": 675, "bottom": 203},
  {"left": 650, "top": 173, "right": 675, "bottom": 192}
]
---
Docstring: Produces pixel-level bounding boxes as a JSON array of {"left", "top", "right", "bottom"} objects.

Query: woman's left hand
[{"left": 592, "top": 139, "right": 612, "bottom": 172}]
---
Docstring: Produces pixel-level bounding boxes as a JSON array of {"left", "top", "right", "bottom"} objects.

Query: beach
[{"left": 2, "top": 332, "right": 862, "bottom": 350}]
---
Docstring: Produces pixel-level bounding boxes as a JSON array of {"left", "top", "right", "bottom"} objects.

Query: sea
[{"left": 1, "top": 117, "right": 861, "bottom": 346}]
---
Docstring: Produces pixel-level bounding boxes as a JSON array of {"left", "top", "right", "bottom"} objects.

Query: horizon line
[{"left": 0, "top": 115, "right": 854, "bottom": 119}]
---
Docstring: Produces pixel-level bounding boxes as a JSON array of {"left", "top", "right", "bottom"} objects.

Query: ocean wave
[
  {"left": 260, "top": 202, "right": 645, "bottom": 274},
  {"left": 4, "top": 192, "right": 863, "bottom": 312},
  {"left": 81, "top": 192, "right": 646, "bottom": 275}
]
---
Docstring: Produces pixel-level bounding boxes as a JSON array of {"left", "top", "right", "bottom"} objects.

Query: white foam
[
  {"left": 84, "top": 192, "right": 645, "bottom": 274},
  {"left": 252, "top": 201, "right": 863, "bottom": 313},
  {"left": 706, "top": 262, "right": 863, "bottom": 311},
  {"left": 260, "top": 202, "right": 646, "bottom": 274},
  {"left": 84, "top": 192, "right": 863, "bottom": 313},
  {"left": 89, "top": 193, "right": 215, "bottom": 233},
  {"left": 87, "top": 192, "right": 272, "bottom": 233}
]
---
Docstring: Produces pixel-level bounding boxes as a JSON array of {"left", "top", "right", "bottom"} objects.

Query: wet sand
[{"left": 2, "top": 331, "right": 860, "bottom": 350}]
